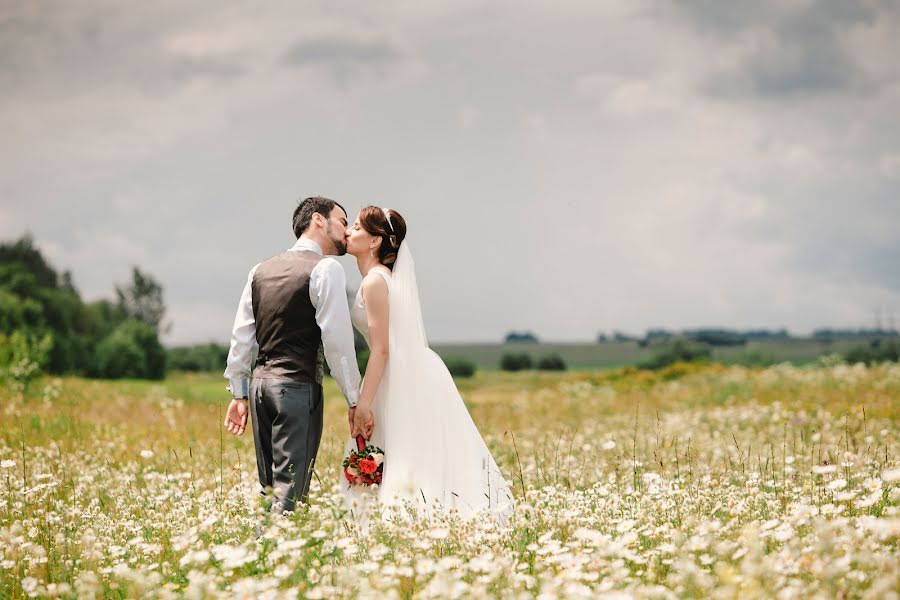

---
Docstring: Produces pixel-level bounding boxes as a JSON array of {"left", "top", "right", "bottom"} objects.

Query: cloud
[
  {"left": 0, "top": 5, "right": 252, "bottom": 107},
  {"left": 281, "top": 33, "right": 413, "bottom": 85},
  {"left": 2, "top": 1, "right": 899, "bottom": 344},
  {"left": 662, "top": 0, "right": 885, "bottom": 97}
]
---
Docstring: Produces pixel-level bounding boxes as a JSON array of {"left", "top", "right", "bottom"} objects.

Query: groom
[{"left": 223, "top": 196, "right": 366, "bottom": 512}]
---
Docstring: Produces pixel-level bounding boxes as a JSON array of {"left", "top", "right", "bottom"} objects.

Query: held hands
[
  {"left": 224, "top": 398, "right": 249, "bottom": 436},
  {"left": 351, "top": 403, "right": 374, "bottom": 440}
]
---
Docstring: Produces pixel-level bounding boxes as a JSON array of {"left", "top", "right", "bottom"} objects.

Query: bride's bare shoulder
[{"left": 361, "top": 269, "right": 390, "bottom": 298}]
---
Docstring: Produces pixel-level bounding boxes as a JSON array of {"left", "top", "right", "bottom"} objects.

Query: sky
[{"left": 2, "top": 0, "right": 899, "bottom": 345}]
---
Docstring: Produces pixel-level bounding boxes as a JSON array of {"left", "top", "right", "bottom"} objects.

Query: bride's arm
[{"left": 353, "top": 273, "right": 389, "bottom": 437}]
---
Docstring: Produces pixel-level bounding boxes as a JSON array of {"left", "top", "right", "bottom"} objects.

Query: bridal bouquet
[{"left": 343, "top": 435, "right": 384, "bottom": 486}]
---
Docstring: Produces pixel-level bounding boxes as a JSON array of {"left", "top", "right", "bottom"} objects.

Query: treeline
[
  {"left": 597, "top": 328, "right": 897, "bottom": 347},
  {"left": 0, "top": 236, "right": 167, "bottom": 384},
  {"left": 168, "top": 343, "right": 228, "bottom": 372},
  {"left": 605, "top": 328, "right": 793, "bottom": 346}
]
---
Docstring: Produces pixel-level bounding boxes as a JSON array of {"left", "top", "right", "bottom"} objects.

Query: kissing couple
[{"left": 223, "top": 196, "right": 514, "bottom": 525}]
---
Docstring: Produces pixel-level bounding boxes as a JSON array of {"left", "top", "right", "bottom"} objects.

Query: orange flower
[{"left": 359, "top": 459, "right": 377, "bottom": 475}]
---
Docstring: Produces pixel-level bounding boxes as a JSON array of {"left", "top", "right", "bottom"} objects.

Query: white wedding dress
[{"left": 340, "top": 244, "right": 514, "bottom": 526}]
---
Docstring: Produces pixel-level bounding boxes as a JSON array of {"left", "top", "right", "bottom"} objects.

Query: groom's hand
[
  {"left": 224, "top": 398, "right": 249, "bottom": 436},
  {"left": 352, "top": 404, "right": 374, "bottom": 439}
]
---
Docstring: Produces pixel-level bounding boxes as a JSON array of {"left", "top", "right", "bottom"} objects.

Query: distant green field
[{"left": 430, "top": 338, "right": 865, "bottom": 370}]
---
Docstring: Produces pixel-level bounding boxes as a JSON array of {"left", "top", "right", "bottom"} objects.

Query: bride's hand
[
  {"left": 352, "top": 403, "right": 374, "bottom": 439},
  {"left": 347, "top": 406, "right": 355, "bottom": 434}
]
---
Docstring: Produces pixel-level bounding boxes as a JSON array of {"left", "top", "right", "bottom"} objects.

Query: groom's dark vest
[{"left": 251, "top": 250, "right": 326, "bottom": 384}]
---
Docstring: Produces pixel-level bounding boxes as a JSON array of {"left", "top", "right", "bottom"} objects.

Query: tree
[
  {"left": 116, "top": 267, "right": 168, "bottom": 334},
  {"left": 0, "top": 234, "right": 59, "bottom": 288},
  {"left": 504, "top": 331, "right": 539, "bottom": 343},
  {"left": 0, "top": 331, "right": 53, "bottom": 395},
  {"left": 443, "top": 357, "right": 477, "bottom": 378},
  {"left": 1, "top": 236, "right": 167, "bottom": 379},
  {"left": 537, "top": 354, "right": 567, "bottom": 371},
  {"left": 167, "top": 343, "right": 229, "bottom": 372},
  {"left": 500, "top": 353, "right": 533, "bottom": 371},
  {"left": 640, "top": 338, "right": 712, "bottom": 370},
  {"left": 96, "top": 320, "right": 166, "bottom": 380}
]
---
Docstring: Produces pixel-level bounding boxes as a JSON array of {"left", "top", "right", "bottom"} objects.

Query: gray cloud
[
  {"left": 2, "top": 1, "right": 899, "bottom": 344},
  {"left": 0, "top": 2, "right": 246, "bottom": 99},
  {"left": 281, "top": 34, "right": 408, "bottom": 85},
  {"left": 665, "top": 0, "right": 883, "bottom": 97}
]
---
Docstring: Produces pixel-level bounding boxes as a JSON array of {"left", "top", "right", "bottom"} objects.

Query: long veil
[
  {"left": 378, "top": 242, "right": 515, "bottom": 523},
  {"left": 389, "top": 243, "right": 428, "bottom": 352}
]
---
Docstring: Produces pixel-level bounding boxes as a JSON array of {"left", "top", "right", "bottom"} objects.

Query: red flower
[
  {"left": 359, "top": 459, "right": 377, "bottom": 475},
  {"left": 344, "top": 468, "right": 356, "bottom": 483}
]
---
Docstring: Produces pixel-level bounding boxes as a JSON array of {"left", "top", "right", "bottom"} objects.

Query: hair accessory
[{"left": 382, "top": 207, "right": 395, "bottom": 233}]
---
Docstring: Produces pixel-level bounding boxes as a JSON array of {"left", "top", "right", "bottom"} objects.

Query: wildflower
[
  {"left": 773, "top": 524, "right": 794, "bottom": 542},
  {"left": 0, "top": 460, "right": 15, "bottom": 469},
  {"left": 602, "top": 440, "right": 616, "bottom": 451},
  {"left": 21, "top": 577, "right": 39, "bottom": 593},
  {"left": 862, "top": 478, "right": 882, "bottom": 493},
  {"left": 855, "top": 492, "right": 881, "bottom": 509},
  {"left": 812, "top": 465, "right": 837, "bottom": 475},
  {"left": 761, "top": 519, "right": 779, "bottom": 531},
  {"left": 883, "top": 468, "right": 900, "bottom": 483},
  {"left": 140, "top": 450, "right": 154, "bottom": 459},
  {"left": 828, "top": 479, "right": 847, "bottom": 491}
]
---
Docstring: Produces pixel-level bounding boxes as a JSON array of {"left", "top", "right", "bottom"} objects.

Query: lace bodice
[{"left": 350, "top": 268, "right": 392, "bottom": 345}]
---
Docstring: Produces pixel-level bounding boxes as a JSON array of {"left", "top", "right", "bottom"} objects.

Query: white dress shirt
[{"left": 224, "top": 238, "right": 361, "bottom": 407}]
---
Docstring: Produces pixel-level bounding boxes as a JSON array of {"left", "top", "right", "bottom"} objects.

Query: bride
[{"left": 340, "top": 206, "right": 514, "bottom": 525}]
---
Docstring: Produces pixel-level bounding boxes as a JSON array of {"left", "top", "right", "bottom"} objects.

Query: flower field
[{"left": 1, "top": 362, "right": 898, "bottom": 598}]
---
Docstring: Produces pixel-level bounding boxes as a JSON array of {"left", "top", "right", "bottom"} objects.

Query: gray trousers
[{"left": 248, "top": 378, "right": 324, "bottom": 512}]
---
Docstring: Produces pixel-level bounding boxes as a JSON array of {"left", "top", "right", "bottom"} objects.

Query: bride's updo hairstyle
[{"left": 359, "top": 206, "right": 407, "bottom": 270}]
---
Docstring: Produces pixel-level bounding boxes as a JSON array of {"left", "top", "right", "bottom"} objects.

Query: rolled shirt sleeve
[
  {"left": 223, "top": 264, "right": 259, "bottom": 398},
  {"left": 310, "top": 258, "right": 362, "bottom": 407}
]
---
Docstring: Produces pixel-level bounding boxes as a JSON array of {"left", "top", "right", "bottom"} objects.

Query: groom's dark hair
[{"left": 293, "top": 196, "right": 347, "bottom": 238}]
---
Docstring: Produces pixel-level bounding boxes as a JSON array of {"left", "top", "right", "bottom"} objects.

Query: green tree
[
  {"left": 116, "top": 267, "right": 168, "bottom": 334},
  {"left": 0, "top": 331, "right": 54, "bottom": 395},
  {"left": 96, "top": 320, "right": 166, "bottom": 380},
  {"left": 537, "top": 354, "right": 567, "bottom": 371},
  {"left": 1, "top": 236, "right": 168, "bottom": 379},
  {"left": 443, "top": 357, "right": 477, "bottom": 378},
  {"left": 640, "top": 338, "right": 712, "bottom": 370},
  {"left": 500, "top": 353, "right": 533, "bottom": 371}
]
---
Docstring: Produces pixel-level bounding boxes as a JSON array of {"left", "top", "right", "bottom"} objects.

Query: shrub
[
  {"left": 95, "top": 320, "right": 166, "bottom": 380},
  {"left": 735, "top": 349, "right": 777, "bottom": 367},
  {"left": 537, "top": 354, "right": 567, "bottom": 371},
  {"left": 844, "top": 339, "right": 900, "bottom": 365},
  {"left": 168, "top": 343, "right": 229, "bottom": 372},
  {"left": 640, "top": 338, "right": 712, "bottom": 371},
  {"left": 444, "top": 357, "right": 477, "bottom": 378},
  {"left": 500, "top": 353, "right": 533, "bottom": 371},
  {"left": 0, "top": 331, "right": 54, "bottom": 394}
]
